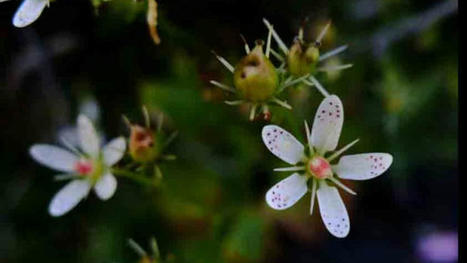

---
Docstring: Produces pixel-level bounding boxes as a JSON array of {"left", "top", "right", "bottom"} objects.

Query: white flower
[
  {"left": 262, "top": 95, "right": 393, "bottom": 238},
  {"left": 1, "top": 0, "right": 49, "bottom": 28},
  {"left": 29, "top": 114, "right": 126, "bottom": 217}
]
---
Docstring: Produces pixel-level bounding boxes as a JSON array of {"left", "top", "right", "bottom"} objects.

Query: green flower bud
[
  {"left": 233, "top": 40, "right": 279, "bottom": 102},
  {"left": 129, "top": 125, "right": 160, "bottom": 163},
  {"left": 287, "top": 40, "right": 320, "bottom": 77}
]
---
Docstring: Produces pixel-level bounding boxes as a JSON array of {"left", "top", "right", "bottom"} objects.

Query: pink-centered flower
[
  {"left": 262, "top": 95, "right": 393, "bottom": 238},
  {"left": 29, "top": 114, "right": 126, "bottom": 217}
]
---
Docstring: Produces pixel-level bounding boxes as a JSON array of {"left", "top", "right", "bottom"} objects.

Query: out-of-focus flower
[
  {"left": 119, "top": 107, "right": 177, "bottom": 186},
  {"left": 416, "top": 230, "right": 458, "bottom": 263},
  {"left": 124, "top": 108, "right": 176, "bottom": 165},
  {"left": 1, "top": 0, "right": 49, "bottom": 28},
  {"left": 29, "top": 114, "right": 126, "bottom": 217},
  {"left": 262, "top": 95, "right": 393, "bottom": 238}
]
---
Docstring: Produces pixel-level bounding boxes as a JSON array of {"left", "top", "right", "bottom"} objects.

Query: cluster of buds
[{"left": 211, "top": 18, "right": 352, "bottom": 121}]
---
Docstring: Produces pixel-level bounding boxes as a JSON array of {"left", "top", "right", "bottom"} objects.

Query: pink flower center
[
  {"left": 74, "top": 159, "right": 93, "bottom": 175},
  {"left": 308, "top": 156, "right": 332, "bottom": 179}
]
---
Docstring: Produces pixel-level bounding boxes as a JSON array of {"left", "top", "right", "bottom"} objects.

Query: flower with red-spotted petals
[
  {"left": 262, "top": 95, "right": 393, "bottom": 238},
  {"left": 29, "top": 114, "right": 126, "bottom": 217}
]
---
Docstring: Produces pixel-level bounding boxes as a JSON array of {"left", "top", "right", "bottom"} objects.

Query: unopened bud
[
  {"left": 129, "top": 125, "right": 159, "bottom": 163},
  {"left": 233, "top": 41, "right": 279, "bottom": 102},
  {"left": 287, "top": 40, "right": 320, "bottom": 76}
]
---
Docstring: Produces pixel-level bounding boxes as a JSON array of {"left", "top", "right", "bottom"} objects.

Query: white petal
[
  {"left": 265, "top": 173, "right": 308, "bottom": 210},
  {"left": 333, "top": 153, "right": 393, "bottom": 180},
  {"left": 48, "top": 179, "right": 91, "bottom": 217},
  {"left": 94, "top": 173, "right": 117, "bottom": 200},
  {"left": 77, "top": 114, "right": 100, "bottom": 158},
  {"left": 12, "top": 0, "right": 48, "bottom": 28},
  {"left": 102, "top": 137, "right": 126, "bottom": 166},
  {"left": 317, "top": 181, "right": 350, "bottom": 238},
  {"left": 29, "top": 144, "right": 78, "bottom": 172},
  {"left": 262, "top": 125, "right": 305, "bottom": 165},
  {"left": 311, "top": 95, "right": 344, "bottom": 154}
]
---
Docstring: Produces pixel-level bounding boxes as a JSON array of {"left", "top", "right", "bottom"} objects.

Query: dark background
[{"left": 0, "top": 0, "right": 458, "bottom": 262}]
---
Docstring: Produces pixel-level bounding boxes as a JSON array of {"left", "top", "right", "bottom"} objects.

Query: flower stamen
[
  {"left": 271, "top": 97, "right": 292, "bottom": 110},
  {"left": 328, "top": 177, "right": 357, "bottom": 195},
  {"left": 327, "top": 138, "right": 359, "bottom": 162},
  {"left": 273, "top": 166, "right": 305, "bottom": 172},
  {"left": 310, "top": 178, "right": 317, "bottom": 215}
]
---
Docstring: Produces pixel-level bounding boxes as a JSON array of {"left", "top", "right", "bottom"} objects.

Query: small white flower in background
[
  {"left": 262, "top": 95, "right": 393, "bottom": 238},
  {"left": 29, "top": 114, "right": 126, "bottom": 217},
  {"left": 1, "top": 0, "right": 49, "bottom": 28}
]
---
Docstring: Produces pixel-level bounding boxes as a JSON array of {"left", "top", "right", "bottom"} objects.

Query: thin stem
[
  {"left": 327, "top": 139, "right": 359, "bottom": 162},
  {"left": 319, "top": 45, "right": 348, "bottom": 62},
  {"left": 161, "top": 154, "right": 176, "bottom": 161},
  {"left": 273, "top": 166, "right": 305, "bottom": 172},
  {"left": 157, "top": 113, "right": 163, "bottom": 133},
  {"left": 211, "top": 51, "right": 234, "bottom": 72},
  {"left": 112, "top": 168, "right": 159, "bottom": 187},
  {"left": 304, "top": 120, "right": 314, "bottom": 155},
  {"left": 283, "top": 76, "right": 293, "bottom": 85},
  {"left": 317, "top": 64, "right": 353, "bottom": 72},
  {"left": 266, "top": 24, "right": 273, "bottom": 58},
  {"left": 277, "top": 62, "right": 286, "bottom": 73},
  {"left": 281, "top": 74, "right": 310, "bottom": 91},
  {"left": 262, "top": 104, "right": 269, "bottom": 114},
  {"left": 309, "top": 76, "right": 330, "bottom": 97},
  {"left": 240, "top": 34, "right": 250, "bottom": 54},
  {"left": 310, "top": 178, "right": 317, "bottom": 215},
  {"left": 150, "top": 237, "right": 160, "bottom": 259},
  {"left": 128, "top": 239, "right": 148, "bottom": 257},
  {"left": 224, "top": 100, "right": 244, "bottom": 106},
  {"left": 122, "top": 114, "right": 132, "bottom": 129},
  {"left": 249, "top": 104, "right": 258, "bottom": 121},
  {"left": 263, "top": 18, "right": 289, "bottom": 55},
  {"left": 270, "top": 49, "right": 284, "bottom": 62},
  {"left": 162, "top": 131, "right": 178, "bottom": 150},
  {"left": 316, "top": 21, "right": 331, "bottom": 43},
  {"left": 328, "top": 177, "right": 357, "bottom": 195},
  {"left": 298, "top": 27, "right": 304, "bottom": 42},
  {"left": 154, "top": 165, "right": 163, "bottom": 180},
  {"left": 272, "top": 97, "right": 292, "bottom": 110},
  {"left": 210, "top": 80, "right": 236, "bottom": 93},
  {"left": 142, "top": 105, "right": 151, "bottom": 128}
]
